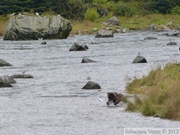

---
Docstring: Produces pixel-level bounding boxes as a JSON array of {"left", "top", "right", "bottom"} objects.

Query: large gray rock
[
  {"left": 82, "top": 81, "right": 101, "bottom": 90},
  {"left": 104, "top": 16, "right": 120, "bottom": 26},
  {"left": 4, "top": 15, "right": 72, "bottom": 40},
  {"left": 95, "top": 30, "right": 113, "bottom": 38},
  {"left": 0, "top": 59, "right": 12, "bottom": 66},
  {"left": 0, "top": 76, "right": 16, "bottom": 88},
  {"left": 133, "top": 55, "right": 147, "bottom": 63},
  {"left": 0, "top": 75, "right": 16, "bottom": 84}
]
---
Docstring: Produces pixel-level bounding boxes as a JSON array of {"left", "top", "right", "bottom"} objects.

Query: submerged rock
[
  {"left": 144, "top": 36, "right": 158, "bottom": 40},
  {"left": 0, "top": 82, "right": 12, "bottom": 87},
  {"left": 166, "top": 32, "right": 180, "bottom": 37},
  {"left": 167, "top": 42, "right": 177, "bottom": 46},
  {"left": 11, "top": 74, "right": 33, "bottom": 78},
  {"left": 81, "top": 58, "right": 96, "bottom": 63},
  {"left": 0, "top": 59, "right": 12, "bottom": 66},
  {"left": 4, "top": 15, "right": 72, "bottom": 40},
  {"left": 82, "top": 81, "right": 101, "bottom": 89}
]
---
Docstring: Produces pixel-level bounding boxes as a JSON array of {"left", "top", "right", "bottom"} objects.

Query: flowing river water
[{"left": 0, "top": 31, "right": 180, "bottom": 135}]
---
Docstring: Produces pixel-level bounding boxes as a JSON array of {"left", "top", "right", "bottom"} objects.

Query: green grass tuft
[{"left": 126, "top": 63, "right": 180, "bottom": 120}]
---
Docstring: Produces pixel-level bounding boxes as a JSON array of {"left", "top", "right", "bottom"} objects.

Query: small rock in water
[
  {"left": 41, "top": 41, "right": 47, "bottom": 44},
  {"left": 167, "top": 42, "right": 177, "bottom": 46}
]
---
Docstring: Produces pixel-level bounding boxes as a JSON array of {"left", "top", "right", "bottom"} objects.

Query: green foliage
[
  {"left": 0, "top": 0, "right": 180, "bottom": 19},
  {"left": 67, "top": 0, "right": 85, "bottom": 19},
  {"left": 141, "top": 100, "right": 156, "bottom": 116},
  {"left": 171, "top": 6, "right": 180, "bottom": 14},
  {"left": 93, "top": 0, "right": 107, "bottom": 4},
  {"left": 84, "top": 8, "right": 99, "bottom": 21},
  {"left": 149, "top": 0, "right": 172, "bottom": 14},
  {"left": 84, "top": 0, "right": 93, "bottom": 3},
  {"left": 114, "top": 5, "right": 134, "bottom": 17}
]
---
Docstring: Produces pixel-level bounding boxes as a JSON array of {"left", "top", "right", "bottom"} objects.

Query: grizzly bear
[{"left": 106, "top": 92, "right": 124, "bottom": 105}]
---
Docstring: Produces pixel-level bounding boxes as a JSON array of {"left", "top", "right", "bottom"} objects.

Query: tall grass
[{"left": 126, "top": 63, "right": 180, "bottom": 120}]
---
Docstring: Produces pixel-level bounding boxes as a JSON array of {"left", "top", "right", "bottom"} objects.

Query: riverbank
[
  {"left": 126, "top": 63, "right": 180, "bottom": 120},
  {"left": 0, "top": 14, "right": 180, "bottom": 36},
  {"left": 71, "top": 14, "right": 180, "bottom": 35}
]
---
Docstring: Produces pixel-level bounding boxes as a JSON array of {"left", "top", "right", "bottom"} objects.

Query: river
[{"left": 0, "top": 31, "right": 180, "bottom": 135}]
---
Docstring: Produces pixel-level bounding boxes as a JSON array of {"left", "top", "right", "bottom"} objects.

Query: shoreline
[
  {"left": 1, "top": 14, "right": 180, "bottom": 36},
  {"left": 126, "top": 63, "right": 180, "bottom": 120}
]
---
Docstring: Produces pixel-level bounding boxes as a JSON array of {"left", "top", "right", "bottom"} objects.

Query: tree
[{"left": 150, "top": 0, "right": 172, "bottom": 14}]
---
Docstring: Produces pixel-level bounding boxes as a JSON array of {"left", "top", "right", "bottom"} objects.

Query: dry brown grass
[
  {"left": 0, "top": 21, "right": 8, "bottom": 36},
  {"left": 0, "top": 15, "right": 10, "bottom": 36}
]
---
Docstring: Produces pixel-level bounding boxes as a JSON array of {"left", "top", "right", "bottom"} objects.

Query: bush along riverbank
[{"left": 125, "top": 63, "right": 180, "bottom": 120}]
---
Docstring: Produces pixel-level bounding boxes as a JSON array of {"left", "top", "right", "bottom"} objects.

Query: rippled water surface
[{"left": 0, "top": 31, "right": 180, "bottom": 135}]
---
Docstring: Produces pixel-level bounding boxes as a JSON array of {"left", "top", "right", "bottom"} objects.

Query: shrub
[
  {"left": 114, "top": 5, "right": 134, "bottom": 17},
  {"left": 84, "top": 8, "right": 99, "bottom": 21},
  {"left": 171, "top": 6, "right": 180, "bottom": 15}
]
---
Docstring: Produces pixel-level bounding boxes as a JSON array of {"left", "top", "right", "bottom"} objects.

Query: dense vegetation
[
  {"left": 0, "top": 0, "right": 180, "bottom": 19},
  {"left": 126, "top": 63, "right": 180, "bottom": 120}
]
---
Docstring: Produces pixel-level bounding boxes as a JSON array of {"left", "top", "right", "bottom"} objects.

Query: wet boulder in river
[
  {"left": 69, "top": 42, "right": 88, "bottom": 51},
  {"left": 3, "top": 15, "right": 72, "bottom": 40},
  {"left": 167, "top": 42, "right": 177, "bottom": 46},
  {"left": 0, "top": 75, "right": 16, "bottom": 84},
  {"left": 0, "top": 59, "right": 12, "bottom": 66},
  {"left": 41, "top": 41, "right": 47, "bottom": 44},
  {"left": 81, "top": 58, "right": 96, "bottom": 63},
  {"left": 0, "top": 76, "right": 16, "bottom": 88},
  {"left": 82, "top": 81, "right": 101, "bottom": 90},
  {"left": 144, "top": 36, "right": 158, "bottom": 40},
  {"left": 166, "top": 32, "right": 180, "bottom": 37},
  {"left": 133, "top": 55, "right": 147, "bottom": 63}
]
